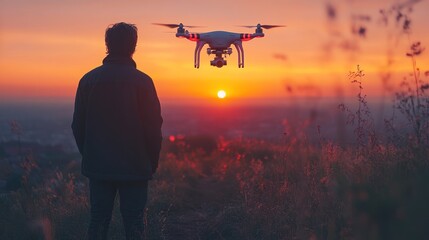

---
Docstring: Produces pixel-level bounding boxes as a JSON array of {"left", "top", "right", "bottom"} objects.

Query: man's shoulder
[
  {"left": 134, "top": 68, "right": 152, "bottom": 81},
  {"left": 79, "top": 64, "right": 153, "bottom": 86},
  {"left": 80, "top": 66, "right": 103, "bottom": 83},
  {"left": 131, "top": 68, "right": 155, "bottom": 88}
]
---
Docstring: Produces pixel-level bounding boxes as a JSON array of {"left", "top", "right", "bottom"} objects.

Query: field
[{"left": 0, "top": 62, "right": 428, "bottom": 240}]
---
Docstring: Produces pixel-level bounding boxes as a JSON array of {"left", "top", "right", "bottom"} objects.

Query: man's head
[{"left": 105, "top": 22, "right": 138, "bottom": 57}]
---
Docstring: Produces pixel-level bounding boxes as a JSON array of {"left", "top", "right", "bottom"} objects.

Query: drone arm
[
  {"left": 233, "top": 41, "right": 244, "bottom": 68},
  {"left": 240, "top": 33, "right": 264, "bottom": 41},
  {"left": 194, "top": 41, "right": 206, "bottom": 68}
]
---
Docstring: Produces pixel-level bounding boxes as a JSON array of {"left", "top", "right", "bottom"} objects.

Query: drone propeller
[
  {"left": 240, "top": 24, "right": 286, "bottom": 29},
  {"left": 260, "top": 24, "right": 286, "bottom": 29},
  {"left": 152, "top": 23, "right": 202, "bottom": 28}
]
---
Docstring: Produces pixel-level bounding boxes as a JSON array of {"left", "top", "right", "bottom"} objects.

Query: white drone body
[{"left": 154, "top": 23, "right": 284, "bottom": 68}]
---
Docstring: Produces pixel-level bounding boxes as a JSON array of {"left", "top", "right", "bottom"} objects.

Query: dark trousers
[{"left": 87, "top": 179, "right": 148, "bottom": 240}]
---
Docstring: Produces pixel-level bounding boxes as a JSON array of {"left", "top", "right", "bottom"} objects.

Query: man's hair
[{"left": 105, "top": 22, "right": 138, "bottom": 56}]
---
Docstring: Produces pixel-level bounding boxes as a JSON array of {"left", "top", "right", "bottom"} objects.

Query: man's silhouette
[{"left": 72, "top": 22, "right": 163, "bottom": 240}]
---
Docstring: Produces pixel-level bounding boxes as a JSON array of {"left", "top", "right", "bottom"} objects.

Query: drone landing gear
[
  {"left": 233, "top": 41, "right": 244, "bottom": 68},
  {"left": 194, "top": 41, "right": 206, "bottom": 68}
]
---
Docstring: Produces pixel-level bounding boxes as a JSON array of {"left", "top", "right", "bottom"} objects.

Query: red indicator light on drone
[
  {"left": 241, "top": 34, "right": 252, "bottom": 41},
  {"left": 187, "top": 33, "right": 199, "bottom": 41}
]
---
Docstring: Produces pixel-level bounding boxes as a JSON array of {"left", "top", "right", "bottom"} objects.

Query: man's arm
[
  {"left": 141, "top": 78, "right": 163, "bottom": 174},
  {"left": 71, "top": 78, "right": 87, "bottom": 155}
]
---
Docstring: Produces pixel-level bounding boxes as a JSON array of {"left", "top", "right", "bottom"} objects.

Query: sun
[{"left": 217, "top": 90, "right": 226, "bottom": 99}]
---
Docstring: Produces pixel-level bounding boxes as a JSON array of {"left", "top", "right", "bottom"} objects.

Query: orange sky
[{"left": 1, "top": 0, "right": 428, "bottom": 104}]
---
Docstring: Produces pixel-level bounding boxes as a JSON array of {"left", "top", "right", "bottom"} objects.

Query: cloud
[
  {"left": 273, "top": 53, "right": 288, "bottom": 61},
  {"left": 284, "top": 82, "right": 322, "bottom": 96},
  {"left": 326, "top": 2, "right": 337, "bottom": 21}
]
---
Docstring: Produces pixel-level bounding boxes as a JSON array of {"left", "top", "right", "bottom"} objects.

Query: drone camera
[{"left": 211, "top": 57, "right": 227, "bottom": 68}]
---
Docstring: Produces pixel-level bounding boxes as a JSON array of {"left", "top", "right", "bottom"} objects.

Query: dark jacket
[{"left": 72, "top": 55, "right": 163, "bottom": 181}]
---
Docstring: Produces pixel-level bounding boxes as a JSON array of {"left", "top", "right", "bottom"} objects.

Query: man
[{"left": 72, "top": 22, "right": 163, "bottom": 240}]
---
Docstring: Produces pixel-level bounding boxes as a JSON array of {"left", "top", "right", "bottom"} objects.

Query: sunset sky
[{"left": 1, "top": 0, "right": 428, "bottom": 104}]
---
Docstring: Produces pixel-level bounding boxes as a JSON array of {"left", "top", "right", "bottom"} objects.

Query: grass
[
  {"left": 1, "top": 59, "right": 429, "bottom": 239},
  {"left": 1, "top": 107, "right": 428, "bottom": 239}
]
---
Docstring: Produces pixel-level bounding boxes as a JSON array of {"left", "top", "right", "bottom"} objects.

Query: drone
[{"left": 153, "top": 23, "right": 284, "bottom": 68}]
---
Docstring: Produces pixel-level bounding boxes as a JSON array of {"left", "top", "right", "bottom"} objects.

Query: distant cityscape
[
  {"left": 0, "top": 100, "right": 403, "bottom": 193},
  {"left": 0, "top": 101, "right": 352, "bottom": 149}
]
